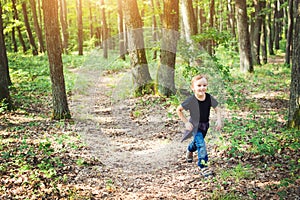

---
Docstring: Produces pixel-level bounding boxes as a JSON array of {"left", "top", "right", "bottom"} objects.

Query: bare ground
[{"left": 69, "top": 70, "right": 299, "bottom": 200}]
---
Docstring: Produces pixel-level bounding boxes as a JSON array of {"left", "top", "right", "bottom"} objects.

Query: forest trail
[
  {"left": 69, "top": 66, "right": 299, "bottom": 200},
  {"left": 70, "top": 69, "right": 224, "bottom": 199}
]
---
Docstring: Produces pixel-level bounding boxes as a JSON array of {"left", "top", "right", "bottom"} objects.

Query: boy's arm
[
  {"left": 176, "top": 105, "right": 193, "bottom": 131},
  {"left": 213, "top": 107, "right": 222, "bottom": 130}
]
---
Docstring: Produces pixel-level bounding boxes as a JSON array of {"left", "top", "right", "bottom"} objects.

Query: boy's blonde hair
[{"left": 191, "top": 74, "right": 208, "bottom": 87}]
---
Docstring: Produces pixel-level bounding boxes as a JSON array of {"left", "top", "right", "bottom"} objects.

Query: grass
[{"left": 1, "top": 49, "right": 299, "bottom": 199}]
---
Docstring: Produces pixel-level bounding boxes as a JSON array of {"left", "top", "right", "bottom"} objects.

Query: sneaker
[
  {"left": 200, "top": 167, "right": 213, "bottom": 178},
  {"left": 186, "top": 150, "right": 193, "bottom": 163}
]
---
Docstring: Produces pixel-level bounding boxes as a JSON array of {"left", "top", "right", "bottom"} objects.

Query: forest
[{"left": 0, "top": 0, "right": 299, "bottom": 199}]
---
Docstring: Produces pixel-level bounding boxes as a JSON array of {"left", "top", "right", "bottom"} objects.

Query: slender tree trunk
[
  {"left": 150, "top": 0, "right": 158, "bottom": 60},
  {"left": 123, "top": 0, "right": 153, "bottom": 96},
  {"left": 76, "top": 0, "right": 83, "bottom": 55},
  {"left": 288, "top": 0, "right": 300, "bottom": 129},
  {"left": 22, "top": 2, "right": 38, "bottom": 56},
  {"left": 59, "top": 0, "right": 69, "bottom": 54},
  {"left": 100, "top": 0, "right": 108, "bottom": 58},
  {"left": 250, "top": 0, "right": 263, "bottom": 66},
  {"left": 12, "top": 0, "right": 27, "bottom": 53},
  {"left": 227, "top": 0, "right": 236, "bottom": 38},
  {"left": 285, "top": 0, "right": 293, "bottom": 66},
  {"left": 88, "top": 0, "right": 94, "bottom": 39},
  {"left": 0, "top": 2, "right": 12, "bottom": 109},
  {"left": 261, "top": 16, "right": 268, "bottom": 64},
  {"left": 117, "top": 0, "right": 126, "bottom": 60},
  {"left": 181, "top": 0, "right": 197, "bottom": 43},
  {"left": 157, "top": 0, "right": 179, "bottom": 97},
  {"left": 42, "top": 0, "right": 71, "bottom": 120},
  {"left": 274, "top": 0, "right": 284, "bottom": 50},
  {"left": 267, "top": 2, "right": 275, "bottom": 55},
  {"left": 29, "top": 0, "right": 45, "bottom": 53},
  {"left": 208, "top": 0, "right": 215, "bottom": 55},
  {"left": 235, "top": 0, "right": 253, "bottom": 73}
]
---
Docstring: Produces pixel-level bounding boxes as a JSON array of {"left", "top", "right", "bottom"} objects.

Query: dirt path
[{"left": 70, "top": 70, "right": 223, "bottom": 199}]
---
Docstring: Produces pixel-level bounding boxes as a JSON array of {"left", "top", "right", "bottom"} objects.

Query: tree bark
[
  {"left": 274, "top": 0, "right": 284, "bottom": 50},
  {"left": 12, "top": 0, "right": 27, "bottom": 53},
  {"left": 117, "top": 0, "right": 125, "bottom": 60},
  {"left": 267, "top": 2, "right": 275, "bottom": 55},
  {"left": 0, "top": 2, "right": 12, "bottom": 109},
  {"left": 250, "top": 0, "right": 263, "bottom": 66},
  {"left": 100, "top": 0, "right": 108, "bottom": 58},
  {"left": 22, "top": 2, "right": 38, "bottom": 56},
  {"left": 235, "top": 0, "right": 253, "bottom": 73},
  {"left": 288, "top": 0, "right": 300, "bottom": 129},
  {"left": 76, "top": 0, "right": 83, "bottom": 55},
  {"left": 181, "top": 0, "right": 197, "bottom": 43},
  {"left": 29, "top": 0, "right": 45, "bottom": 53},
  {"left": 123, "top": 0, "right": 153, "bottom": 96},
  {"left": 157, "top": 0, "right": 179, "bottom": 97},
  {"left": 150, "top": 0, "right": 158, "bottom": 60},
  {"left": 42, "top": 0, "right": 71, "bottom": 120},
  {"left": 285, "top": 0, "right": 293, "bottom": 66},
  {"left": 59, "top": 0, "right": 69, "bottom": 54}
]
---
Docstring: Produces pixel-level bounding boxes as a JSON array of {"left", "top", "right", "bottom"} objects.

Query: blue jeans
[{"left": 187, "top": 130, "right": 208, "bottom": 169}]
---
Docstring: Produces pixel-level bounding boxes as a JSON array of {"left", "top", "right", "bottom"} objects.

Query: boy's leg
[
  {"left": 194, "top": 131, "right": 208, "bottom": 168},
  {"left": 186, "top": 137, "right": 197, "bottom": 162}
]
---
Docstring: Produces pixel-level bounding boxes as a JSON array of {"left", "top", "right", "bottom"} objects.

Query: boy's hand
[
  {"left": 215, "top": 120, "right": 222, "bottom": 131},
  {"left": 185, "top": 122, "right": 194, "bottom": 131}
]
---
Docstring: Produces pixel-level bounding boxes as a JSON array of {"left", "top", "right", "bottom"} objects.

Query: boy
[{"left": 176, "top": 74, "right": 222, "bottom": 177}]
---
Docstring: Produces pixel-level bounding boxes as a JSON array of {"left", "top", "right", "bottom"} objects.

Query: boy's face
[{"left": 191, "top": 77, "right": 208, "bottom": 96}]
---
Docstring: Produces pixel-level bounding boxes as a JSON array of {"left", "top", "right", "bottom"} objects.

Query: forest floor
[{"left": 1, "top": 56, "right": 299, "bottom": 199}]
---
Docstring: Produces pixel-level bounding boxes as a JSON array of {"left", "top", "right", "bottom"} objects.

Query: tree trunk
[
  {"left": 285, "top": 0, "right": 293, "bottom": 66},
  {"left": 227, "top": 0, "right": 236, "bottom": 38},
  {"left": 22, "top": 2, "right": 38, "bottom": 56},
  {"left": 12, "top": 0, "right": 27, "bottom": 53},
  {"left": 76, "top": 0, "right": 83, "bottom": 55},
  {"left": 267, "top": 2, "right": 275, "bottom": 55},
  {"left": 288, "top": 0, "right": 300, "bottom": 129},
  {"left": 123, "top": 0, "right": 153, "bottom": 96},
  {"left": 208, "top": 0, "right": 215, "bottom": 55},
  {"left": 274, "top": 0, "right": 284, "bottom": 50},
  {"left": 42, "top": 0, "right": 71, "bottom": 120},
  {"left": 117, "top": 0, "right": 126, "bottom": 60},
  {"left": 0, "top": 2, "right": 12, "bottom": 110},
  {"left": 181, "top": 0, "right": 197, "bottom": 43},
  {"left": 157, "top": 0, "right": 179, "bottom": 97},
  {"left": 12, "top": 28, "right": 18, "bottom": 52},
  {"left": 150, "top": 0, "right": 158, "bottom": 60},
  {"left": 100, "top": 0, "right": 108, "bottom": 59},
  {"left": 250, "top": 0, "right": 263, "bottom": 66},
  {"left": 88, "top": 0, "right": 94, "bottom": 39},
  {"left": 235, "top": 0, "right": 253, "bottom": 73},
  {"left": 59, "top": 0, "right": 69, "bottom": 54},
  {"left": 29, "top": 0, "right": 45, "bottom": 53}
]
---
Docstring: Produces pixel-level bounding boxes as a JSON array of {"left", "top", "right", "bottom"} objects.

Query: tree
[
  {"left": 285, "top": 0, "right": 293, "bottom": 66},
  {"left": 117, "top": 0, "right": 126, "bottom": 60},
  {"left": 0, "top": 2, "right": 12, "bottom": 110},
  {"left": 123, "top": 0, "right": 153, "bottom": 95},
  {"left": 59, "top": 0, "right": 69, "bottom": 54},
  {"left": 76, "top": 0, "right": 83, "bottom": 55},
  {"left": 181, "top": 0, "right": 197, "bottom": 44},
  {"left": 100, "top": 0, "right": 108, "bottom": 58},
  {"left": 42, "top": 0, "right": 71, "bottom": 119},
  {"left": 22, "top": 2, "right": 38, "bottom": 56},
  {"left": 157, "top": 0, "right": 179, "bottom": 97},
  {"left": 12, "top": 0, "right": 27, "bottom": 53},
  {"left": 288, "top": 0, "right": 300, "bottom": 129},
  {"left": 29, "top": 0, "right": 45, "bottom": 53},
  {"left": 235, "top": 0, "right": 253, "bottom": 73},
  {"left": 250, "top": 0, "right": 264, "bottom": 66}
]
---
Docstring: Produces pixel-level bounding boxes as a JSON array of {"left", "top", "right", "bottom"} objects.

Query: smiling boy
[{"left": 176, "top": 74, "right": 222, "bottom": 177}]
